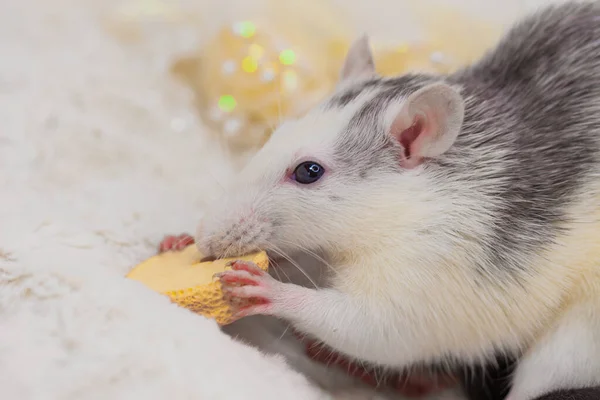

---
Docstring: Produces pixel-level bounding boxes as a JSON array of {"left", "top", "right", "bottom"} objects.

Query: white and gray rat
[{"left": 173, "top": 2, "right": 600, "bottom": 400}]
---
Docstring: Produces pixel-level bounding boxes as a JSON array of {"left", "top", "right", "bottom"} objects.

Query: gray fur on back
[{"left": 327, "top": 1, "right": 600, "bottom": 274}]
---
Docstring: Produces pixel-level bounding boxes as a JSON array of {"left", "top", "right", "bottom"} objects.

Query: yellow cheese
[{"left": 126, "top": 245, "right": 269, "bottom": 325}]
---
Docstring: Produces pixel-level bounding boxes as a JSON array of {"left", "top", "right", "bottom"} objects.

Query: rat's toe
[
  {"left": 158, "top": 233, "right": 194, "bottom": 253},
  {"left": 230, "top": 260, "right": 266, "bottom": 276},
  {"left": 174, "top": 234, "right": 195, "bottom": 249}
]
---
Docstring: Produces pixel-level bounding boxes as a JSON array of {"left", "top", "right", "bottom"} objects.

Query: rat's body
[{"left": 191, "top": 2, "right": 600, "bottom": 400}]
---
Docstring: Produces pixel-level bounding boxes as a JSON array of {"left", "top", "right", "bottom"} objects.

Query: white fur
[{"left": 507, "top": 298, "right": 600, "bottom": 400}]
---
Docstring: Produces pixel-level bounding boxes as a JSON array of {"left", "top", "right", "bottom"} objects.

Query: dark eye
[{"left": 292, "top": 161, "right": 325, "bottom": 184}]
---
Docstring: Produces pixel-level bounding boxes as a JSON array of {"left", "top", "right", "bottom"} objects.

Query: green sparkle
[
  {"left": 234, "top": 21, "right": 256, "bottom": 38},
  {"left": 279, "top": 49, "right": 296, "bottom": 65},
  {"left": 218, "top": 95, "right": 237, "bottom": 112}
]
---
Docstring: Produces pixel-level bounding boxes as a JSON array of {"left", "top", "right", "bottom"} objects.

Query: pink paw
[
  {"left": 216, "top": 260, "right": 282, "bottom": 319},
  {"left": 158, "top": 233, "right": 195, "bottom": 253}
]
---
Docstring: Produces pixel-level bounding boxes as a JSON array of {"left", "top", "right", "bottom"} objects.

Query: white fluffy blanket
[{"left": 0, "top": 0, "right": 553, "bottom": 399}]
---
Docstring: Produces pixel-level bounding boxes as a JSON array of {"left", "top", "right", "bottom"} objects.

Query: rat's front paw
[
  {"left": 217, "top": 260, "right": 293, "bottom": 320},
  {"left": 158, "top": 233, "right": 195, "bottom": 253}
]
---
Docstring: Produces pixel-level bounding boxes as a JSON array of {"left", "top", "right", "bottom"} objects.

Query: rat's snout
[{"left": 195, "top": 207, "right": 275, "bottom": 259}]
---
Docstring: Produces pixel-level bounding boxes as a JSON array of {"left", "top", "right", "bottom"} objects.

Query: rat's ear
[
  {"left": 338, "top": 35, "right": 376, "bottom": 85},
  {"left": 388, "top": 82, "right": 464, "bottom": 169}
]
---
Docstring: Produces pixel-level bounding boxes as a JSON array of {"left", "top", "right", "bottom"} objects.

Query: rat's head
[{"left": 196, "top": 36, "right": 465, "bottom": 261}]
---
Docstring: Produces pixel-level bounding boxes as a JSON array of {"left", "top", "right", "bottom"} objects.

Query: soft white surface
[
  {"left": 0, "top": 1, "right": 324, "bottom": 399},
  {"left": 0, "top": 0, "right": 556, "bottom": 399}
]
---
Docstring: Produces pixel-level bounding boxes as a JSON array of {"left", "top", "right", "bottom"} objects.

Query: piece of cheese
[{"left": 126, "top": 245, "right": 269, "bottom": 325}]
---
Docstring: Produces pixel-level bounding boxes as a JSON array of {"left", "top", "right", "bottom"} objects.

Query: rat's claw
[
  {"left": 158, "top": 233, "right": 195, "bottom": 253},
  {"left": 218, "top": 265, "right": 278, "bottom": 318},
  {"left": 229, "top": 260, "right": 266, "bottom": 276},
  {"left": 218, "top": 260, "right": 307, "bottom": 321},
  {"left": 216, "top": 269, "right": 259, "bottom": 286}
]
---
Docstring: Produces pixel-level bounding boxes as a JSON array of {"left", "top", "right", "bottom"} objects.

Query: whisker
[
  {"left": 265, "top": 241, "right": 319, "bottom": 289},
  {"left": 270, "top": 261, "right": 284, "bottom": 282},
  {"left": 268, "top": 246, "right": 313, "bottom": 285},
  {"left": 277, "top": 323, "right": 292, "bottom": 341},
  {"left": 271, "top": 258, "right": 292, "bottom": 283},
  {"left": 218, "top": 234, "right": 237, "bottom": 261},
  {"left": 308, "top": 338, "right": 337, "bottom": 368},
  {"left": 275, "top": 237, "right": 337, "bottom": 274}
]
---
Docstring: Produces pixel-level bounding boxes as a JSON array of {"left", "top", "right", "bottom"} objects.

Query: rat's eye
[{"left": 292, "top": 161, "right": 325, "bottom": 184}]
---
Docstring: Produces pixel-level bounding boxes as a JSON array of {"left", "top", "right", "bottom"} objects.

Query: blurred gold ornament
[
  {"left": 172, "top": 0, "right": 350, "bottom": 153},
  {"left": 171, "top": 0, "right": 503, "bottom": 155}
]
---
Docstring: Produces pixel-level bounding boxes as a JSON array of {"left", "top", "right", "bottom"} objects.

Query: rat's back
[
  {"left": 443, "top": 1, "right": 600, "bottom": 279},
  {"left": 445, "top": 4, "right": 600, "bottom": 397},
  {"left": 469, "top": 1, "right": 600, "bottom": 87}
]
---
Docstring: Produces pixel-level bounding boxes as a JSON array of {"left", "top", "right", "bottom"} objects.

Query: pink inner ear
[
  {"left": 399, "top": 118, "right": 423, "bottom": 159},
  {"left": 396, "top": 116, "right": 425, "bottom": 168}
]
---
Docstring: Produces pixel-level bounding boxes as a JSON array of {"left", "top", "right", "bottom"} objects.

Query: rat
[{"left": 162, "top": 2, "right": 600, "bottom": 399}]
